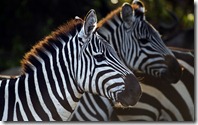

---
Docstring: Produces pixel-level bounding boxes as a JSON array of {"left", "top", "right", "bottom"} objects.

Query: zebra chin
[
  {"left": 161, "top": 55, "right": 183, "bottom": 84},
  {"left": 116, "top": 74, "right": 142, "bottom": 106}
]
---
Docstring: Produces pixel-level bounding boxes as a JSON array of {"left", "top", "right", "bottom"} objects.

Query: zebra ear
[
  {"left": 84, "top": 9, "right": 97, "bottom": 36},
  {"left": 121, "top": 3, "right": 134, "bottom": 28}
]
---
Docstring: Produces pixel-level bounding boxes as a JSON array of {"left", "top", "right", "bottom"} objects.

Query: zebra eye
[
  {"left": 94, "top": 53, "right": 105, "bottom": 62},
  {"left": 138, "top": 38, "right": 149, "bottom": 44}
]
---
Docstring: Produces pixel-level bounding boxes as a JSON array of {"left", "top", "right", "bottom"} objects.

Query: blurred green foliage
[{"left": 0, "top": 0, "right": 194, "bottom": 72}]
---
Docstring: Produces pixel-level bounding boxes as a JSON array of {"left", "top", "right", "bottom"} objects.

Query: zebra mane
[
  {"left": 97, "top": 6, "right": 122, "bottom": 29},
  {"left": 21, "top": 19, "right": 83, "bottom": 73}
]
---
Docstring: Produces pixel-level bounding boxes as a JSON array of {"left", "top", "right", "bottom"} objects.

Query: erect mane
[
  {"left": 21, "top": 19, "right": 83, "bottom": 73},
  {"left": 97, "top": 6, "right": 122, "bottom": 28}
]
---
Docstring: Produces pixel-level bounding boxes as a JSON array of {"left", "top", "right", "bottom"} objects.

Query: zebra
[
  {"left": 69, "top": 1, "right": 184, "bottom": 121},
  {"left": 0, "top": 9, "right": 142, "bottom": 121},
  {"left": 113, "top": 48, "right": 194, "bottom": 121},
  {"left": 70, "top": 47, "right": 194, "bottom": 121},
  {"left": 97, "top": 1, "right": 182, "bottom": 83}
]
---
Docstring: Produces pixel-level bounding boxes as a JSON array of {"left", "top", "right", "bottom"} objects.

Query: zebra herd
[{"left": 0, "top": 0, "right": 194, "bottom": 121}]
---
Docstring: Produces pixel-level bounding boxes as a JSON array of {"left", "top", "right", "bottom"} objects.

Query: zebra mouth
[{"left": 116, "top": 74, "right": 142, "bottom": 106}]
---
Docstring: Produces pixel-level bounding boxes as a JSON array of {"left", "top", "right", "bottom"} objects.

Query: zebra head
[
  {"left": 120, "top": 1, "right": 182, "bottom": 83},
  {"left": 76, "top": 9, "right": 141, "bottom": 106}
]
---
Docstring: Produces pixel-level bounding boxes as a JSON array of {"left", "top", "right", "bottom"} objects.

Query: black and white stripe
[
  {"left": 113, "top": 48, "right": 194, "bottom": 121},
  {"left": 69, "top": 1, "right": 190, "bottom": 121},
  {"left": 70, "top": 48, "right": 194, "bottom": 121},
  {"left": 0, "top": 9, "right": 141, "bottom": 121},
  {"left": 97, "top": 1, "right": 181, "bottom": 82}
]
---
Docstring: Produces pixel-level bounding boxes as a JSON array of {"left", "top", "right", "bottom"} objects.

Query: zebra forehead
[{"left": 21, "top": 19, "right": 83, "bottom": 72}]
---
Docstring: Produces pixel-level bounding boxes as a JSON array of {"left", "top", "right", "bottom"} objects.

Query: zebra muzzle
[
  {"left": 116, "top": 74, "right": 142, "bottom": 106},
  {"left": 162, "top": 55, "right": 182, "bottom": 83}
]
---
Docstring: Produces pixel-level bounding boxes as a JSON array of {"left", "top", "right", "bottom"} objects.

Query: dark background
[{"left": 0, "top": 0, "right": 194, "bottom": 72}]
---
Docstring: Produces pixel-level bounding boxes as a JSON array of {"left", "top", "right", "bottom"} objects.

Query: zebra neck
[
  {"left": 0, "top": 38, "right": 83, "bottom": 120},
  {"left": 0, "top": 71, "right": 83, "bottom": 121}
]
